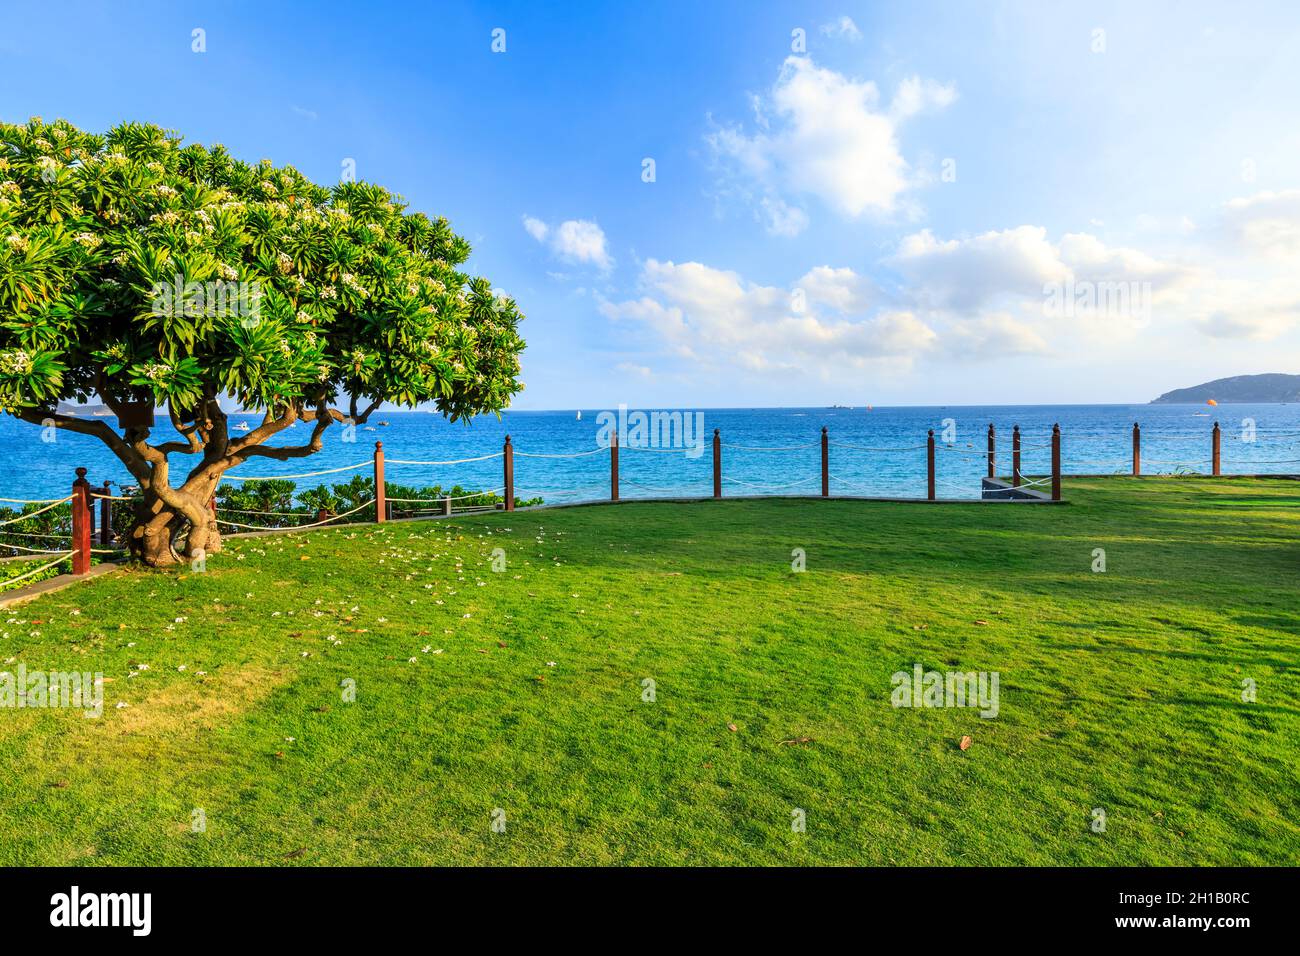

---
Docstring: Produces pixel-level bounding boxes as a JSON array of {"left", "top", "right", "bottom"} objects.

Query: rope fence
[{"left": 3, "top": 418, "right": 1295, "bottom": 590}]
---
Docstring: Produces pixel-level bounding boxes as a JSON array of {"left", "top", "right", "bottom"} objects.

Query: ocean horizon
[{"left": 4, "top": 402, "right": 1298, "bottom": 503}]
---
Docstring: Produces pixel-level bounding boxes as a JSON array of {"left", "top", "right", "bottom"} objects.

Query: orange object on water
[{"left": 1206, "top": 398, "right": 1218, "bottom": 406}]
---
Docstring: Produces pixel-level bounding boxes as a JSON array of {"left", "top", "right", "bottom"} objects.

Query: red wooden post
[
  {"left": 1051, "top": 424, "right": 1062, "bottom": 501},
  {"left": 503, "top": 435, "right": 515, "bottom": 511},
  {"left": 71, "top": 468, "right": 92, "bottom": 575},
  {"left": 610, "top": 428, "right": 619, "bottom": 501},
  {"left": 987, "top": 423, "right": 995, "bottom": 479},
  {"left": 926, "top": 429, "right": 936, "bottom": 501},
  {"left": 98, "top": 481, "right": 112, "bottom": 545},
  {"left": 821, "top": 426, "right": 829, "bottom": 498},
  {"left": 1212, "top": 421, "right": 1221, "bottom": 476},
  {"left": 373, "top": 441, "right": 386, "bottom": 522},
  {"left": 712, "top": 429, "right": 722, "bottom": 498},
  {"left": 1012, "top": 425, "right": 1021, "bottom": 487},
  {"left": 1132, "top": 422, "right": 1141, "bottom": 476}
]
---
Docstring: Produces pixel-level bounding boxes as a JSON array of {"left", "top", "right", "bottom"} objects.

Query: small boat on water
[
  {"left": 377, "top": 420, "right": 390, "bottom": 426},
  {"left": 576, "top": 411, "right": 582, "bottom": 420},
  {"left": 234, "top": 422, "right": 250, "bottom": 432}
]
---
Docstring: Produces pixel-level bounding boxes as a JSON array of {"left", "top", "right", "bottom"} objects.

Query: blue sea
[{"left": 2, "top": 404, "right": 1298, "bottom": 503}]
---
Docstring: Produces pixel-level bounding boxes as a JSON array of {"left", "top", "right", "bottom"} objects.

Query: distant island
[
  {"left": 55, "top": 402, "right": 117, "bottom": 417},
  {"left": 1151, "top": 373, "right": 1300, "bottom": 404}
]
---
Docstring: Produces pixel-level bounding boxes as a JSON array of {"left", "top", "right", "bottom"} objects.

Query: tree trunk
[{"left": 127, "top": 486, "right": 222, "bottom": 567}]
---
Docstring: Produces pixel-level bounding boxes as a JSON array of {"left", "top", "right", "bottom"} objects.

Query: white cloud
[
  {"left": 889, "top": 226, "right": 1189, "bottom": 316},
  {"left": 796, "top": 265, "right": 876, "bottom": 313},
  {"left": 1221, "top": 189, "right": 1300, "bottom": 259},
  {"left": 891, "top": 226, "right": 1073, "bottom": 310},
  {"left": 888, "top": 219, "right": 1300, "bottom": 345},
  {"left": 761, "top": 197, "right": 810, "bottom": 237},
  {"left": 522, "top": 215, "right": 613, "bottom": 270},
  {"left": 889, "top": 76, "right": 958, "bottom": 120},
  {"left": 944, "top": 313, "right": 1049, "bottom": 358},
  {"left": 601, "top": 259, "right": 935, "bottom": 373},
  {"left": 522, "top": 215, "right": 549, "bottom": 243},
  {"left": 820, "top": 16, "right": 862, "bottom": 41},
  {"left": 707, "top": 57, "right": 956, "bottom": 233},
  {"left": 615, "top": 361, "right": 653, "bottom": 378}
]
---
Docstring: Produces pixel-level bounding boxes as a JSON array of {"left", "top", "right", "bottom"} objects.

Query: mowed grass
[{"left": 1, "top": 477, "right": 1297, "bottom": 866}]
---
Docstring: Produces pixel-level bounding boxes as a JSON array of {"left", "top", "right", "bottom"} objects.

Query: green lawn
[{"left": 1, "top": 477, "right": 1297, "bottom": 865}]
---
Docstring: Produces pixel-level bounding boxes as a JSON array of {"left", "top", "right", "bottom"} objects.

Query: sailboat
[
  {"left": 234, "top": 421, "right": 250, "bottom": 432},
  {"left": 576, "top": 410, "right": 582, "bottom": 420}
]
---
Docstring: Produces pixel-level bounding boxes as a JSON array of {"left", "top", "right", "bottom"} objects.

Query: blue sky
[{"left": 4, "top": 0, "right": 1300, "bottom": 408}]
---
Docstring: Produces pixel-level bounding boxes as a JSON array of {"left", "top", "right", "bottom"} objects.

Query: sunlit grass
[{"left": 1, "top": 476, "right": 1296, "bottom": 865}]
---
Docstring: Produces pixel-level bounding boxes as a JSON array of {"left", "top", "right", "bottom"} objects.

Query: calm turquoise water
[{"left": 3, "top": 404, "right": 1298, "bottom": 503}]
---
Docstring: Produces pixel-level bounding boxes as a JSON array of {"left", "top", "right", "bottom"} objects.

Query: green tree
[{"left": 0, "top": 118, "right": 525, "bottom": 565}]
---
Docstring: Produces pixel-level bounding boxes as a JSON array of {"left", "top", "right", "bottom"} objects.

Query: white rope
[
  {"left": 1, "top": 541, "right": 70, "bottom": 554},
  {"left": 829, "top": 440, "right": 929, "bottom": 452},
  {"left": 621, "top": 478, "right": 711, "bottom": 494},
  {"left": 722, "top": 475, "right": 819, "bottom": 491},
  {"left": 721, "top": 442, "right": 819, "bottom": 452},
  {"left": 387, "top": 488, "right": 506, "bottom": 502},
  {"left": 516, "top": 483, "right": 608, "bottom": 495},
  {"left": 221, "top": 461, "right": 371, "bottom": 482},
  {"left": 0, "top": 551, "right": 74, "bottom": 588},
  {"left": 514, "top": 448, "right": 605, "bottom": 459},
  {"left": 0, "top": 497, "right": 73, "bottom": 527},
  {"left": 0, "top": 495, "right": 74, "bottom": 504},
  {"left": 621, "top": 445, "right": 699, "bottom": 454},
  {"left": 0, "top": 531, "right": 69, "bottom": 540},
  {"left": 385, "top": 453, "right": 505, "bottom": 465},
  {"left": 91, "top": 493, "right": 141, "bottom": 501},
  {"left": 217, "top": 500, "right": 372, "bottom": 531}
]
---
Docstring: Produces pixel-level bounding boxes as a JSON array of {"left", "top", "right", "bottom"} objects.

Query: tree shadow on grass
[{"left": 1054, "top": 642, "right": 1298, "bottom": 671}]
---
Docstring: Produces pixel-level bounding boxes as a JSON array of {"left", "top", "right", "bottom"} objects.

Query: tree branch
[{"left": 15, "top": 409, "right": 150, "bottom": 483}]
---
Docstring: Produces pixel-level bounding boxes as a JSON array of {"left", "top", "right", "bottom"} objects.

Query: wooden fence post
[
  {"left": 1132, "top": 422, "right": 1141, "bottom": 476},
  {"left": 610, "top": 428, "right": 619, "bottom": 501},
  {"left": 99, "top": 481, "right": 112, "bottom": 546},
  {"left": 712, "top": 429, "right": 722, "bottom": 498},
  {"left": 71, "top": 468, "right": 91, "bottom": 575},
  {"left": 927, "top": 430, "right": 936, "bottom": 501},
  {"left": 441, "top": 496, "right": 452, "bottom": 517},
  {"left": 821, "top": 426, "right": 829, "bottom": 498},
  {"left": 503, "top": 435, "right": 515, "bottom": 511},
  {"left": 1212, "top": 421, "right": 1221, "bottom": 476},
  {"left": 1012, "top": 425, "right": 1021, "bottom": 487},
  {"left": 987, "top": 423, "right": 995, "bottom": 479},
  {"left": 1051, "top": 424, "right": 1062, "bottom": 501},
  {"left": 373, "top": 441, "right": 386, "bottom": 522}
]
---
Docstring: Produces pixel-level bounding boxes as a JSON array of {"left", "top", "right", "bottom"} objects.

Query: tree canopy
[{"left": 0, "top": 117, "right": 525, "bottom": 428}]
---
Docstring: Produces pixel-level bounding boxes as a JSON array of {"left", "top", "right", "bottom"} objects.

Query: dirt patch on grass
[{"left": 105, "top": 664, "right": 290, "bottom": 738}]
